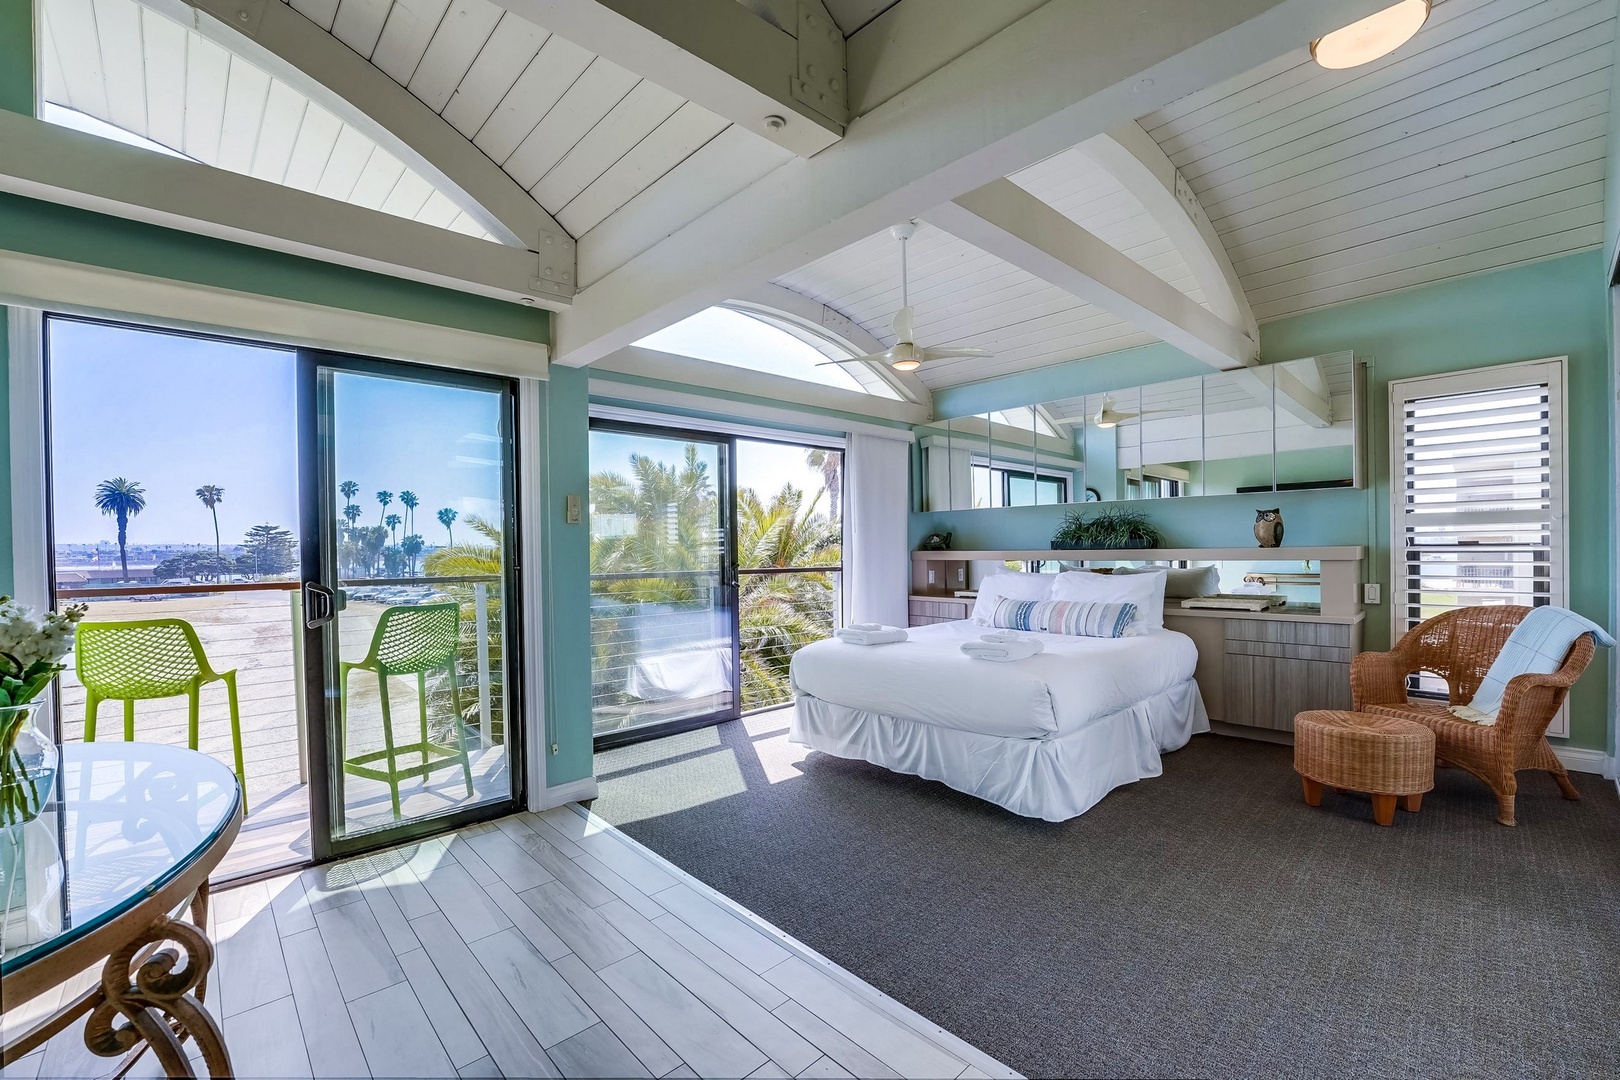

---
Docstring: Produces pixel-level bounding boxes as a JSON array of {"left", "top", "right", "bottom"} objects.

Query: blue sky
[{"left": 49, "top": 320, "right": 504, "bottom": 546}]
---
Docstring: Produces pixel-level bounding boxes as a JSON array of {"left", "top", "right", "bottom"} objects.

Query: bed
[{"left": 788, "top": 619, "right": 1207, "bottom": 821}]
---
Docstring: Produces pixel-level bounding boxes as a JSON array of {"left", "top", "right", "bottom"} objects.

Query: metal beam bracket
[{"left": 793, "top": 0, "right": 848, "bottom": 128}]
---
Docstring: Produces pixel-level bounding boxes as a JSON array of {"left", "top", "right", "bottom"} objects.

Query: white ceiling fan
[
  {"left": 1052, "top": 397, "right": 1173, "bottom": 429},
  {"left": 816, "top": 222, "right": 993, "bottom": 373}
]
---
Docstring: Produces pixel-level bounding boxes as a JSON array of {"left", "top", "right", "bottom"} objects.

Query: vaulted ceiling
[
  {"left": 14, "top": 0, "right": 1612, "bottom": 393},
  {"left": 778, "top": 0, "right": 1615, "bottom": 389}
]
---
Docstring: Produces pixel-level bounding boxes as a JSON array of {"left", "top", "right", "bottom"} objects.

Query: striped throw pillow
[{"left": 990, "top": 598, "right": 1137, "bottom": 638}]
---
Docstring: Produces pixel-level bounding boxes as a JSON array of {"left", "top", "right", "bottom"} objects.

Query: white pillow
[
  {"left": 1115, "top": 564, "right": 1220, "bottom": 600},
  {"left": 1050, "top": 569, "right": 1168, "bottom": 633},
  {"left": 970, "top": 571, "right": 1057, "bottom": 624}
]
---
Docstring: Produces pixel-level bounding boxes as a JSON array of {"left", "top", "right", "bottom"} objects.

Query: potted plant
[
  {"left": 0, "top": 597, "right": 87, "bottom": 827},
  {"left": 1050, "top": 507, "right": 1164, "bottom": 550}
]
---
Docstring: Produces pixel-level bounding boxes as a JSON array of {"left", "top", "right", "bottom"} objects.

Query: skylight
[
  {"left": 37, "top": 0, "right": 497, "bottom": 242},
  {"left": 635, "top": 307, "right": 901, "bottom": 399}
]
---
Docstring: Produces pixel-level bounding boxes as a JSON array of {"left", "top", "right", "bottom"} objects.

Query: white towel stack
[
  {"left": 960, "top": 631, "right": 1045, "bottom": 662},
  {"left": 835, "top": 624, "right": 909, "bottom": 646}
]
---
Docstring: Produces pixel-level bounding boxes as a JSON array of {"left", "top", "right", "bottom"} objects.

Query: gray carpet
[{"left": 590, "top": 713, "right": 1620, "bottom": 1080}]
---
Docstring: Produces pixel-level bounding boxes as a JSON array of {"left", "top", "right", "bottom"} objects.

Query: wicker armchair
[{"left": 1350, "top": 606, "right": 1595, "bottom": 826}]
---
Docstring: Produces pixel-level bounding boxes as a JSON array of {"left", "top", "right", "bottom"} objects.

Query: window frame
[{"left": 1387, "top": 356, "right": 1570, "bottom": 734}]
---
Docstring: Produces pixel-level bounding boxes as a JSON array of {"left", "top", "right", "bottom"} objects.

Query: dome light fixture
[{"left": 1310, "top": 0, "right": 1429, "bottom": 70}]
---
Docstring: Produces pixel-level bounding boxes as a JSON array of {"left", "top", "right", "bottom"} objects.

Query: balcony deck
[{"left": 56, "top": 585, "right": 510, "bottom": 880}]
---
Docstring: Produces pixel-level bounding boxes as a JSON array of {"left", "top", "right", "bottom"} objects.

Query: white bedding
[
  {"left": 788, "top": 619, "right": 1199, "bottom": 740},
  {"left": 787, "top": 619, "right": 1207, "bottom": 820}
]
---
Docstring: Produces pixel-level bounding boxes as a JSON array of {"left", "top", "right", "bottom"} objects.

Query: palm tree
[
  {"left": 805, "top": 449, "right": 842, "bottom": 521},
  {"left": 437, "top": 507, "right": 457, "bottom": 545},
  {"left": 385, "top": 513, "right": 402, "bottom": 548},
  {"left": 94, "top": 477, "right": 147, "bottom": 581},
  {"left": 399, "top": 490, "right": 419, "bottom": 537},
  {"left": 195, "top": 485, "right": 225, "bottom": 569},
  {"left": 340, "top": 480, "right": 359, "bottom": 505},
  {"left": 401, "top": 534, "right": 425, "bottom": 576},
  {"left": 375, "top": 490, "right": 393, "bottom": 527},
  {"left": 735, "top": 483, "right": 841, "bottom": 709},
  {"left": 342, "top": 503, "right": 362, "bottom": 530}
]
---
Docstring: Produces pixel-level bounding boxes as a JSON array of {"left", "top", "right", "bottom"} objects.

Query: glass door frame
[
  {"left": 589, "top": 419, "right": 742, "bottom": 751},
  {"left": 297, "top": 350, "right": 527, "bottom": 862}
]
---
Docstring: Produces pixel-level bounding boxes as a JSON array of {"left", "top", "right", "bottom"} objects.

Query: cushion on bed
[
  {"left": 971, "top": 571, "right": 1058, "bottom": 624},
  {"left": 990, "top": 598, "right": 1138, "bottom": 638},
  {"left": 1051, "top": 568, "right": 1168, "bottom": 632},
  {"left": 1114, "top": 564, "right": 1221, "bottom": 599}
]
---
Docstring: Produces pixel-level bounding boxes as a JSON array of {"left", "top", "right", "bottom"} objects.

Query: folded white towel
[
  {"left": 980, "top": 630, "right": 1038, "bottom": 645},
  {"left": 848, "top": 622, "right": 885, "bottom": 632},
  {"left": 961, "top": 638, "right": 1044, "bottom": 662},
  {"left": 835, "top": 626, "right": 908, "bottom": 646}
]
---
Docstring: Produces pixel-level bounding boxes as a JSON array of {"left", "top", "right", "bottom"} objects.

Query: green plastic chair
[
  {"left": 340, "top": 602, "right": 473, "bottom": 819},
  {"left": 75, "top": 618, "right": 248, "bottom": 812}
]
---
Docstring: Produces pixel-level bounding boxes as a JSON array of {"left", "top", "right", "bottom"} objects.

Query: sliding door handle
[{"left": 303, "top": 582, "right": 336, "bottom": 628}]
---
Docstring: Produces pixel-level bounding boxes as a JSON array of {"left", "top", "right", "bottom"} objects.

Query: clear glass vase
[{"left": 1, "top": 702, "right": 57, "bottom": 827}]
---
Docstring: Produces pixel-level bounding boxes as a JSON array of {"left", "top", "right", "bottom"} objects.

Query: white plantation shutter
[{"left": 1389, "top": 359, "right": 1567, "bottom": 725}]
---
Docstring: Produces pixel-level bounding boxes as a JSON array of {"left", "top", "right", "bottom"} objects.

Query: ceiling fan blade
[
  {"left": 893, "top": 305, "right": 914, "bottom": 344},
  {"left": 922, "top": 347, "right": 992, "bottom": 360},
  {"left": 815, "top": 351, "right": 891, "bottom": 367}
]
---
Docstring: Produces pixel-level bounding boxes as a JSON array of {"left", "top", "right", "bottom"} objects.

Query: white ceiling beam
[
  {"left": 1266, "top": 364, "right": 1333, "bottom": 428},
  {"left": 552, "top": 0, "right": 1390, "bottom": 368},
  {"left": 486, "top": 0, "right": 846, "bottom": 157},
  {"left": 1083, "top": 121, "right": 1258, "bottom": 344},
  {"left": 923, "top": 179, "right": 1257, "bottom": 371},
  {"left": 0, "top": 111, "right": 566, "bottom": 309},
  {"left": 179, "top": 0, "right": 575, "bottom": 291}
]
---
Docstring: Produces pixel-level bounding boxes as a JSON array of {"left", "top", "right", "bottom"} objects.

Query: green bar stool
[
  {"left": 75, "top": 618, "right": 248, "bottom": 812},
  {"left": 340, "top": 602, "right": 473, "bottom": 819}
]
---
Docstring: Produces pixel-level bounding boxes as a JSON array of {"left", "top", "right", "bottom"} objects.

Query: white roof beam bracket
[{"left": 491, "top": 0, "right": 845, "bottom": 157}]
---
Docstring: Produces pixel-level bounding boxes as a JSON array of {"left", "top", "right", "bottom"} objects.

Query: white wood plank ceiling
[
  {"left": 774, "top": 0, "right": 1614, "bottom": 389},
  {"left": 38, "top": 0, "right": 498, "bottom": 240},
  {"left": 1142, "top": 0, "right": 1614, "bottom": 322},
  {"left": 280, "top": 0, "right": 734, "bottom": 241}
]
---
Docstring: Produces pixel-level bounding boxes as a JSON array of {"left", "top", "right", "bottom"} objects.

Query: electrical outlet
[
  {"left": 928, "top": 569, "right": 937, "bottom": 585},
  {"left": 565, "top": 494, "right": 581, "bottom": 525},
  {"left": 1363, "top": 583, "right": 1382, "bottom": 605}
]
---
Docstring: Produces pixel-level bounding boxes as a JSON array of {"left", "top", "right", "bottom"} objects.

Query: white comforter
[{"left": 789, "top": 620, "right": 1199, "bottom": 740}]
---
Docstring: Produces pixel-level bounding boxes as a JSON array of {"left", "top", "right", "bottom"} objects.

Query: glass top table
[{"left": 1, "top": 741, "right": 241, "bottom": 976}]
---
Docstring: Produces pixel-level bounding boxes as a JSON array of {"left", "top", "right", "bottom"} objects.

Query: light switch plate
[
  {"left": 565, "top": 494, "right": 581, "bottom": 525},
  {"left": 1363, "top": 582, "right": 1382, "bottom": 604}
]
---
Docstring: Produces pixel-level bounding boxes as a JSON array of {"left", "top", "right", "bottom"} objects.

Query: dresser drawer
[
  {"left": 1225, "top": 638, "right": 1352, "bottom": 663},
  {"left": 1224, "top": 618, "right": 1353, "bottom": 648},
  {"left": 908, "top": 597, "right": 971, "bottom": 626}
]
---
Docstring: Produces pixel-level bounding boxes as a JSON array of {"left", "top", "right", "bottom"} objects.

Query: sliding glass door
[
  {"left": 589, "top": 424, "right": 739, "bottom": 747},
  {"left": 588, "top": 423, "right": 844, "bottom": 747},
  {"left": 300, "top": 354, "right": 523, "bottom": 858}
]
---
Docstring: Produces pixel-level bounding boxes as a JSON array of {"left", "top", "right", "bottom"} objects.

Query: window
[
  {"left": 1390, "top": 359, "right": 1567, "bottom": 725},
  {"left": 38, "top": 0, "right": 496, "bottom": 240},
  {"left": 634, "top": 306, "right": 902, "bottom": 399},
  {"left": 970, "top": 462, "right": 1069, "bottom": 508}
]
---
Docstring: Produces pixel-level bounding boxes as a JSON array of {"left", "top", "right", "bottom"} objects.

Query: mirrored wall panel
[{"left": 919, "top": 353, "right": 1361, "bottom": 511}]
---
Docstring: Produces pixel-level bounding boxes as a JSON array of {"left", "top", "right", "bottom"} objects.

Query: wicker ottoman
[{"left": 1294, "top": 710, "right": 1436, "bottom": 826}]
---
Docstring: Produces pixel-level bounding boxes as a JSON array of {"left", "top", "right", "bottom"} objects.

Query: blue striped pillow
[{"left": 990, "top": 598, "right": 1137, "bottom": 638}]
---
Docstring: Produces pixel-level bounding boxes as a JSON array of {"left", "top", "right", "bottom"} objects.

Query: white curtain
[{"left": 845, "top": 432, "right": 912, "bottom": 628}]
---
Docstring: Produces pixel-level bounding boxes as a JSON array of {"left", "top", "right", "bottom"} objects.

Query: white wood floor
[{"left": 2, "top": 804, "right": 1017, "bottom": 1080}]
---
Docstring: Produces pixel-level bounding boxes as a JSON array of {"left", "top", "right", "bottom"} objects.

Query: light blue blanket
[{"left": 1451, "top": 606, "right": 1614, "bottom": 725}]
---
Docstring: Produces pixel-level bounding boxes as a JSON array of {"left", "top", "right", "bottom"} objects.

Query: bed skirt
[{"left": 789, "top": 678, "right": 1209, "bottom": 822}]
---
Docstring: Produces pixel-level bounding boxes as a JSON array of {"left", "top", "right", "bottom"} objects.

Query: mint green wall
[
  {"left": 915, "top": 252, "right": 1615, "bottom": 751},
  {"left": 539, "top": 366, "right": 593, "bottom": 787},
  {"left": 0, "top": 0, "right": 30, "bottom": 116}
]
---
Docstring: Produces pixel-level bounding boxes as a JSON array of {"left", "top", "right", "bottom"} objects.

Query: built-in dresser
[{"left": 910, "top": 547, "right": 1367, "bottom": 738}]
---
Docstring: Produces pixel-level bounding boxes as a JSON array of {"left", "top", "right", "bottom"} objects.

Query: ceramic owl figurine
[{"left": 1254, "top": 508, "right": 1284, "bottom": 548}]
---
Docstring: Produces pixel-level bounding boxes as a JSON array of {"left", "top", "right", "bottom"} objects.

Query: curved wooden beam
[
  {"left": 181, "top": 0, "right": 575, "bottom": 298},
  {"left": 1083, "top": 121, "right": 1257, "bottom": 345}
]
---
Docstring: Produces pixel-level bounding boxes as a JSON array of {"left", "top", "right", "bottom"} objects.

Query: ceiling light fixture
[{"left": 1310, "top": 0, "right": 1429, "bottom": 70}]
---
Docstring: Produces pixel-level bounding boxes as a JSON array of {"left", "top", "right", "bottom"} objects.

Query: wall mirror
[{"left": 919, "top": 353, "right": 1362, "bottom": 511}]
